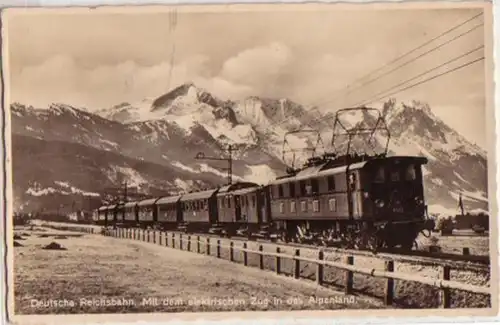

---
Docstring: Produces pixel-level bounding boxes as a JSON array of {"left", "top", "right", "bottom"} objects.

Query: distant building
[{"left": 455, "top": 213, "right": 489, "bottom": 230}]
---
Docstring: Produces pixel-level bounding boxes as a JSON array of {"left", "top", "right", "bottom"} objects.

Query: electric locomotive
[{"left": 95, "top": 107, "right": 435, "bottom": 251}]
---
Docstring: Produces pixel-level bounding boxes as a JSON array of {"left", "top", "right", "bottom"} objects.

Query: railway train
[{"left": 94, "top": 108, "right": 436, "bottom": 251}]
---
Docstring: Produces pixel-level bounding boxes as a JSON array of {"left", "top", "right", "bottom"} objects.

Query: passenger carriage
[
  {"left": 179, "top": 189, "right": 219, "bottom": 233},
  {"left": 137, "top": 198, "right": 160, "bottom": 229},
  {"left": 123, "top": 201, "right": 139, "bottom": 227},
  {"left": 215, "top": 182, "right": 261, "bottom": 236},
  {"left": 155, "top": 195, "right": 182, "bottom": 230},
  {"left": 96, "top": 205, "right": 109, "bottom": 226}
]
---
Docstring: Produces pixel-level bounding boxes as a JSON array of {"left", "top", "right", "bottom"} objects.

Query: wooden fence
[{"left": 102, "top": 227, "right": 491, "bottom": 308}]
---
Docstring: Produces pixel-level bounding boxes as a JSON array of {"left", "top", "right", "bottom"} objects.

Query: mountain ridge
[{"left": 10, "top": 82, "right": 488, "bottom": 217}]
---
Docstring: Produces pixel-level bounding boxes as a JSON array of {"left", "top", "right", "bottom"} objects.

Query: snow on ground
[
  {"left": 14, "top": 231, "right": 380, "bottom": 314},
  {"left": 107, "top": 166, "right": 148, "bottom": 188},
  {"left": 172, "top": 161, "right": 199, "bottom": 173},
  {"left": 174, "top": 178, "right": 193, "bottom": 192},
  {"left": 26, "top": 181, "right": 100, "bottom": 197}
]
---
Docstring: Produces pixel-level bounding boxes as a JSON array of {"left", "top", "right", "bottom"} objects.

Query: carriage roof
[
  {"left": 156, "top": 195, "right": 182, "bottom": 205},
  {"left": 269, "top": 156, "right": 428, "bottom": 186},
  {"left": 137, "top": 198, "right": 160, "bottom": 207},
  {"left": 180, "top": 189, "right": 218, "bottom": 202},
  {"left": 217, "top": 182, "right": 259, "bottom": 196},
  {"left": 124, "top": 201, "right": 138, "bottom": 208}
]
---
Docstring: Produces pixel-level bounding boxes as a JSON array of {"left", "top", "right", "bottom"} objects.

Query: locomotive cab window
[
  {"left": 374, "top": 166, "right": 385, "bottom": 183},
  {"left": 405, "top": 164, "right": 417, "bottom": 181},
  {"left": 390, "top": 170, "right": 400, "bottom": 182}
]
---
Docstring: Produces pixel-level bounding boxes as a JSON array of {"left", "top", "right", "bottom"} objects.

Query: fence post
[
  {"left": 187, "top": 235, "right": 191, "bottom": 251},
  {"left": 294, "top": 249, "right": 300, "bottom": 279},
  {"left": 153, "top": 230, "right": 157, "bottom": 244},
  {"left": 317, "top": 250, "right": 324, "bottom": 285},
  {"left": 230, "top": 242, "right": 234, "bottom": 262},
  {"left": 172, "top": 233, "right": 176, "bottom": 248},
  {"left": 196, "top": 236, "right": 200, "bottom": 253},
  {"left": 180, "top": 234, "right": 183, "bottom": 250},
  {"left": 217, "top": 240, "right": 221, "bottom": 258},
  {"left": 441, "top": 265, "right": 451, "bottom": 308},
  {"left": 165, "top": 232, "right": 169, "bottom": 247},
  {"left": 206, "top": 238, "right": 211, "bottom": 255},
  {"left": 344, "top": 255, "right": 353, "bottom": 294},
  {"left": 275, "top": 247, "right": 281, "bottom": 275},
  {"left": 462, "top": 247, "right": 470, "bottom": 255},
  {"left": 243, "top": 243, "right": 248, "bottom": 266},
  {"left": 147, "top": 230, "right": 151, "bottom": 243},
  {"left": 384, "top": 260, "right": 394, "bottom": 306},
  {"left": 259, "top": 245, "right": 264, "bottom": 269},
  {"left": 142, "top": 229, "right": 146, "bottom": 241}
]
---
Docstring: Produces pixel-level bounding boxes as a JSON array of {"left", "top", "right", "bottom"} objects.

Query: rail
[{"left": 103, "top": 227, "right": 491, "bottom": 308}]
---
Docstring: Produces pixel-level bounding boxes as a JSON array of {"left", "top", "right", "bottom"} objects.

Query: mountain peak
[{"left": 151, "top": 82, "right": 202, "bottom": 111}]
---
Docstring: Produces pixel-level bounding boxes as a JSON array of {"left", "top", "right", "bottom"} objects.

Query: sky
[{"left": 4, "top": 5, "right": 488, "bottom": 148}]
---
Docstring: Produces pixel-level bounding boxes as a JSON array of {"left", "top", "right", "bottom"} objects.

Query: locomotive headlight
[
  {"left": 415, "top": 197, "right": 424, "bottom": 205},
  {"left": 375, "top": 199, "right": 385, "bottom": 208},
  {"left": 363, "top": 192, "right": 369, "bottom": 198}
]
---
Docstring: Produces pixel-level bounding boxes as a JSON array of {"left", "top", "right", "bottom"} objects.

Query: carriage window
[
  {"left": 301, "top": 201, "right": 307, "bottom": 212},
  {"left": 327, "top": 176, "right": 336, "bottom": 191},
  {"left": 311, "top": 179, "right": 319, "bottom": 194},
  {"left": 290, "top": 201, "right": 296, "bottom": 213},
  {"left": 405, "top": 164, "right": 417, "bottom": 180},
  {"left": 252, "top": 195, "right": 256, "bottom": 207},
  {"left": 312, "top": 200, "right": 320, "bottom": 212},
  {"left": 289, "top": 183, "right": 296, "bottom": 197},
  {"left": 221, "top": 199, "right": 225, "bottom": 208},
  {"left": 299, "top": 180, "right": 307, "bottom": 196},
  {"left": 329, "top": 198, "right": 337, "bottom": 212},
  {"left": 245, "top": 196, "right": 249, "bottom": 207},
  {"left": 279, "top": 202, "right": 284, "bottom": 213},
  {"left": 278, "top": 184, "right": 284, "bottom": 198},
  {"left": 349, "top": 173, "right": 357, "bottom": 190},
  {"left": 390, "top": 170, "right": 400, "bottom": 182},
  {"left": 374, "top": 167, "right": 385, "bottom": 183},
  {"left": 227, "top": 197, "right": 232, "bottom": 208}
]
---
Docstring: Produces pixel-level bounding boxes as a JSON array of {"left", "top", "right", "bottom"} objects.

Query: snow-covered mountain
[{"left": 10, "top": 83, "right": 488, "bottom": 217}]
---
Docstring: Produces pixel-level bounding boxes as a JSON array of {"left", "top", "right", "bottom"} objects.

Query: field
[
  {"left": 415, "top": 230, "right": 490, "bottom": 256},
  {"left": 12, "top": 226, "right": 384, "bottom": 314}
]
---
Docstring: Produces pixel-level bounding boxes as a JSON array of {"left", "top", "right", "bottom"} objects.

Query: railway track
[
  {"left": 32, "top": 220, "right": 489, "bottom": 271},
  {"left": 138, "top": 227, "right": 490, "bottom": 271}
]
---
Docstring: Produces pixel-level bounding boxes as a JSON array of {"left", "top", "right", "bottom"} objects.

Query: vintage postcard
[{"left": 1, "top": 2, "right": 498, "bottom": 324}]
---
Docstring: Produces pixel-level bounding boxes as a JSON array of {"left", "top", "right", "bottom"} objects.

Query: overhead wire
[
  {"left": 352, "top": 45, "right": 484, "bottom": 107},
  {"left": 269, "top": 12, "right": 484, "bottom": 130},
  {"left": 354, "top": 56, "right": 485, "bottom": 107}
]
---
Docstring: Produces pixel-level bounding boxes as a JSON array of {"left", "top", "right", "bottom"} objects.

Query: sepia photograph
[{"left": 1, "top": 2, "right": 497, "bottom": 322}]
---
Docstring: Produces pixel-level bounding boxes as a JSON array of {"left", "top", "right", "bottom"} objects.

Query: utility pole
[
  {"left": 123, "top": 181, "right": 128, "bottom": 203},
  {"left": 195, "top": 144, "right": 236, "bottom": 185}
]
